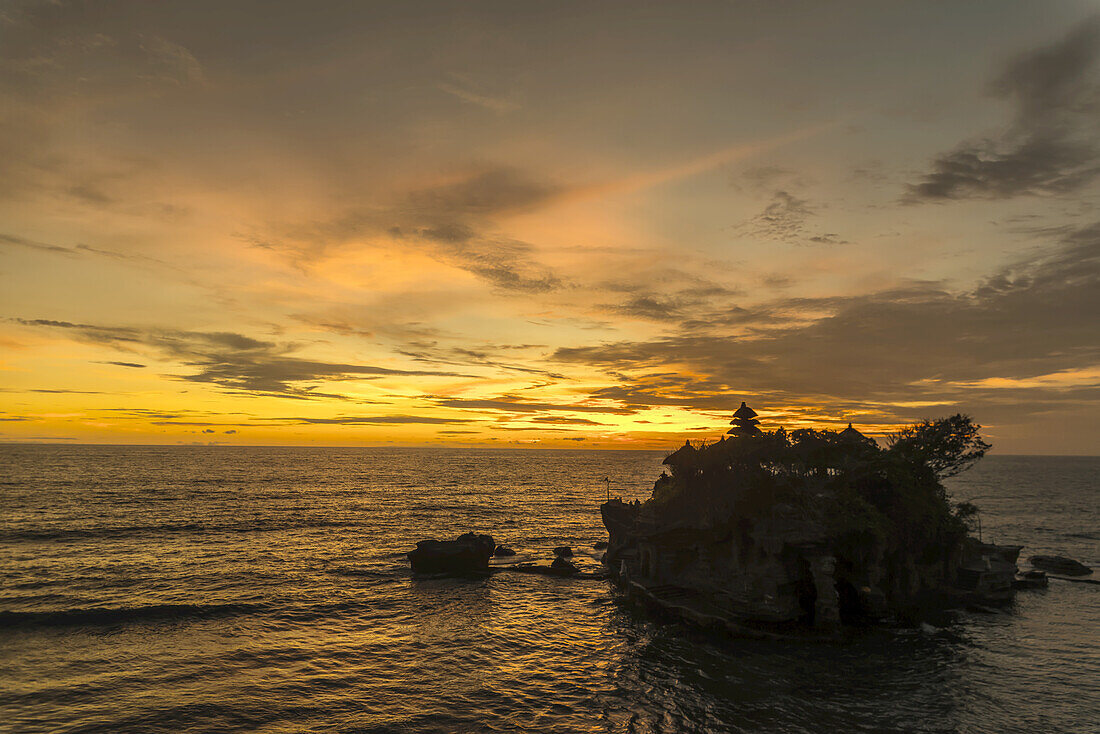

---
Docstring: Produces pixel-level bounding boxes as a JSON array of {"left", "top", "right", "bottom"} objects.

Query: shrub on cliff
[{"left": 886, "top": 413, "right": 991, "bottom": 479}]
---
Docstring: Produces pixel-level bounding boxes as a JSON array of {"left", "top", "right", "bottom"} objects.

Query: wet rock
[
  {"left": 553, "top": 546, "right": 573, "bottom": 557},
  {"left": 857, "top": 586, "right": 888, "bottom": 619},
  {"left": 1029, "top": 555, "right": 1092, "bottom": 576},
  {"left": 593, "top": 541, "right": 609, "bottom": 550},
  {"left": 1014, "top": 570, "right": 1048, "bottom": 589},
  {"left": 408, "top": 533, "right": 495, "bottom": 574},
  {"left": 551, "top": 557, "right": 579, "bottom": 575},
  {"left": 494, "top": 546, "right": 517, "bottom": 557}
]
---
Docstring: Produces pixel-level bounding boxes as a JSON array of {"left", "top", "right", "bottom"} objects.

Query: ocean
[{"left": 1, "top": 447, "right": 1097, "bottom": 733}]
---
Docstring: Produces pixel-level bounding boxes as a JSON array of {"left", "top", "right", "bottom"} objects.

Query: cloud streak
[
  {"left": 433, "top": 395, "right": 635, "bottom": 415},
  {"left": 11, "top": 319, "right": 470, "bottom": 400}
]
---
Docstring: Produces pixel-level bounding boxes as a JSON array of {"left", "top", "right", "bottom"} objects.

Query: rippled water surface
[{"left": 1, "top": 447, "right": 1097, "bottom": 733}]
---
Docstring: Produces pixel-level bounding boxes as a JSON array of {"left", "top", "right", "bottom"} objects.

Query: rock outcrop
[
  {"left": 1029, "top": 555, "right": 1092, "bottom": 576},
  {"left": 602, "top": 411, "right": 1008, "bottom": 631},
  {"left": 408, "top": 533, "right": 495, "bottom": 574},
  {"left": 550, "top": 557, "right": 579, "bottom": 575}
]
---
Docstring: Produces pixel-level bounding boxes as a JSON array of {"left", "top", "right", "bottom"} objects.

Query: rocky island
[{"left": 602, "top": 404, "right": 1021, "bottom": 635}]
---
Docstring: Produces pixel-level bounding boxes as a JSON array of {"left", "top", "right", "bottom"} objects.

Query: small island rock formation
[{"left": 603, "top": 405, "right": 1017, "bottom": 633}]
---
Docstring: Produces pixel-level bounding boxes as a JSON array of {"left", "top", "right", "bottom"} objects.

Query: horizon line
[{"left": 1, "top": 441, "right": 1097, "bottom": 458}]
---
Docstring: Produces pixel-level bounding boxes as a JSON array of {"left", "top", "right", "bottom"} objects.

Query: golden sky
[{"left": 1, "top": 1, "right": 1098, "bottom": 453}]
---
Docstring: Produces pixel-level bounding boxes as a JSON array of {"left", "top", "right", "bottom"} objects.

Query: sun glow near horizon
[{"left": 2, "top": 2, "right": 1098, "bottom": 454}]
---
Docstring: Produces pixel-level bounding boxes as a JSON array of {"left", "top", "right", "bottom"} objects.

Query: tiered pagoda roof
[{"left": 727, "top": 401, "right": 763, "bottom": 437}]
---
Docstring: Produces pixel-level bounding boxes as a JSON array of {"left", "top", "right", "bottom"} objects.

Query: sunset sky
[{"left": 1, "top": 1, "right": 1097, "bottom": 453}]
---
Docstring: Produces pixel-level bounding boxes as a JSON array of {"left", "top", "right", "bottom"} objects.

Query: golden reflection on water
[{"left": 2, "top": 448, "right": 1097, "bottom": 733}]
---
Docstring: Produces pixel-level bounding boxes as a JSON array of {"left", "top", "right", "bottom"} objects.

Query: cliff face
[
  {"left": 603, "top": 422, "right": 995, "bottom": 629},
  {"left": 604, "top": 499, "right": 844, "bottom": 627}
]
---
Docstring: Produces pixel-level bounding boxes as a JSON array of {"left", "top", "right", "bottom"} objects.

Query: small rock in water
[
  {"left": 553, "top": 546, "right": 573, "bottom": 557},
  {"left": 1029, "top": 555, "right": 1092, "bottom": 576},
  {"left": 593, "top": 541, "right": 609, "bottom": 550},
  {"left": 494, "top": 546, "right": 517, "bottom": 557},
  {"left": 550, "top": 557, "right": 579, "bottom": 575},
  {"left": 407, "top": 533, "right": 495, "bottom": 574}
]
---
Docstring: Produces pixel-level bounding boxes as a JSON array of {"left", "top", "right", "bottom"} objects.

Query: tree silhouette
[{"left": 886, "top": 413, "right": 991, "bottom": 479}]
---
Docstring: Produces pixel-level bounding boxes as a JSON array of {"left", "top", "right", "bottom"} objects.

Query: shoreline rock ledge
[{"left": 408, "top": 533, "right": 495, "bottom": 574}]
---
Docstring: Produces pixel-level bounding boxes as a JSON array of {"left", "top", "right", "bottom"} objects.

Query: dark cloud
[
  {"left": 735, "top": 190, "right": 846, "bottom": 245},
  {"left": 1, "top": 436, "right": 80, "bottom": 441},
  {"left": 606, "top": 295, "right": 684, "bottom": 322},
  {"left": 907, "top": 16, "right": 1100, "bottom": 201},
  {"left": 492, "top": 425, "right": 571, "bottom": 432},
  {"left": 587, "top": 377, "right": 748, "bottom": 412},
  {"left": 101, "top": 408, "right": 247, "bottom": 421},
  {"left": 293, "top": 415, "right": 476, "bottom": 425},
  {"left": 13, "top": 388, "right": 111, "bottom": 395},
  {"left": 292, "top": 312, "right": 564, "bottom": 377},
  {"left": 405, "top": 167, "right": 556, "bottom": 219},
  {"left": 151, "top": 421, "right": 259, "bottom": 427},
  {"left": 1, "top": 235, "right": 195, "bottom": 288},
  {"left": 0, "top": 386, "right": 110, "bottom": 395},
  {"left": 146, "top": 413, "right": 476, "bottom": 427},
  {"left": 736, "top": 166, "right": 794, "bottom": 190},
  {"left": 11, "top": 319, "right": 469, "bottom": 399},
  {"left": 0, "top": 233, "right": 72, "bottom": 255},
  {"left": 598, "top": 273, "right": 744, "bottom": 324},
  {"left": 97, "top": 360, "right": 146, "bottom": 368},
  {"left": 67, "top": 183, "right": 114, "bottom": 206},
  {"left": 744, "top": 190, "right": 813, "bottom": 240},
  {"left": 528, "top": 416, "right": 606, "bottom": 425},
  {"left": 807, "top": 233, "right": 846, "bottom": 245},
  {"left": 553, "top": 223, "right": 1100, "bottom": 419},
  {"left": 392, "top": 167, "right": 564, "bottom": 292},
  {"left": 396, "top": 342, "right": 566, "bottom": 379},
  {"left": 432, "top": 395, "right": 635, "bottom": 415},
  {"left": 261, "top": 166, "right": 565, "bottom": 293}
]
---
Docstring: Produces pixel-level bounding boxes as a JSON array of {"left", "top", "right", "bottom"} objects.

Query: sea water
[{"left": 1, "top": 447, "right": 1097, "bottom": 733}]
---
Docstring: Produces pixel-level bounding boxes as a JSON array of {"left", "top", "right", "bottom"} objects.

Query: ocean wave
[
  {"left": 324, "top": 566, "right": 398, "bottom": 579},
  {"left": 0, "top": 596, "right": 411, "bottom": 630},
  {"left": 0, "top": 602, "right": 263, "bottom": 629},
  {"left": 0, "top": 519, "right": 360, "bottom": 542},
  {"left": 1066, "top": 532, "right": 1098, "bottom": 541}
]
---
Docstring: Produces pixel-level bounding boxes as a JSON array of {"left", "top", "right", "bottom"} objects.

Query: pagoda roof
[
  {"left": 662, "top": 440, "right": 697, "bottom": 465},
  {"left": 732, "top": 402, "right": 758, "bottom": 420},
  {"left": 839, "top": 423, "right": 867, "bottom": 442}
]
